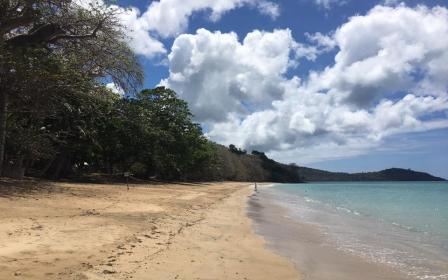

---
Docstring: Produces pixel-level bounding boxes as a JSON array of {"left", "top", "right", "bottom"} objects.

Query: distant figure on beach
[{"left": 254, "top": 182, "right": 258, "bottom": 192}]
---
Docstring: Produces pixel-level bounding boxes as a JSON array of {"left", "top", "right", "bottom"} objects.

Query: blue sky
[{"left": 112, "top": 0, "right": 448, "bottom": 178}]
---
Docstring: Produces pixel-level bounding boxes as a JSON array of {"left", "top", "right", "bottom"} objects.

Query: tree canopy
[{"left": 0, "top": 0, "right": 143, "bottom": 175}]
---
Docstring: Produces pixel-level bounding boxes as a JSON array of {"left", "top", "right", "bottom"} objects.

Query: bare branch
[{"left": 48, "top": 17, "right": 107, "bottom": 42}]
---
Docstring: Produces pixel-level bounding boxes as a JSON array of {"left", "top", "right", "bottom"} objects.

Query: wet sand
[
  {"left": 0, "top": 180, "right": 298, "bottom": 280},
  {"left": 247, "top": 189, "right": 413, "bottom": 280}
]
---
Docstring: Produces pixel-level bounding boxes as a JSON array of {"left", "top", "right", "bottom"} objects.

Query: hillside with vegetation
[
  {"left": 188, "top": 145, "right": 303, "bottom": 182},
  {"left": 295, "top": 166, "right": 445, "bottom": 182}
]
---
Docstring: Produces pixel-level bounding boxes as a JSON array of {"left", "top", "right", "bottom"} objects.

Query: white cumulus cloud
[
  {"left": 311, "top": 4, "right": 448, "bottom": 107},
  {"left": 79, "top": 0, "right": 280, "bottom": 58},
  {"left": 162, "top": 4, "right": 448, "bottom": 164},
  {"left": 161, "top": 28, "right": 317, "bottom": 121},
  {"left": 143, "top": 0, "right": 279, "bottom": 37},
  {"left": 114, "top": 0, "right": 279, "bottom": 58},
  {"left": 117, "top": 7, "right": 167, "bottom": 58}
]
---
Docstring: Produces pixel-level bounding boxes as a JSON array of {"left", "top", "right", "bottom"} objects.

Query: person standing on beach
[{"left": 254, "top": 182, "right": 258, "bottom": 192}]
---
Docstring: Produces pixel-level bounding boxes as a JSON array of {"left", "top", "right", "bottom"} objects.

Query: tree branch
[
  {"left": 5, "top": 16, "right": 108, "bottom": 48},
  {"left": 0, "top": 1, "right": 36, "bottom": 36},
  {"left": 48, "top": 17, "right": 107, "bottom": 43}
]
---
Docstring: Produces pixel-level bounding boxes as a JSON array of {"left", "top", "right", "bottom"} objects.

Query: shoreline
[
  {"left": 0, "top": 181, "right": 299, "bottom": 279},
  {"left": 247, "top": 185, "right": 414, "bottom": 280}
]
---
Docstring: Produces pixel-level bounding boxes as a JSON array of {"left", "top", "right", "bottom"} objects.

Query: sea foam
[{"left": 267, "top": 182, "right": 448, "bottom": 280}]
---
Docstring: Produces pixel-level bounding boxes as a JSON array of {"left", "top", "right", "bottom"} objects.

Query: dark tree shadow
[{"left": 0, "top": 178, "right": 55, "bottom": 198}]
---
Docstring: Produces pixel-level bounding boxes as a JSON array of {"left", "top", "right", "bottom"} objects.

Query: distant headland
[
  {"left": 294, "top": 166, "right": 446, "bottom": 182},
  {"left": 194, "top": 144, "right": 446, "bottom": 183}
]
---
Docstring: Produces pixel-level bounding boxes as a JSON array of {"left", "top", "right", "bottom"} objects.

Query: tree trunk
[
  {"left": 51, "top": 151, "right": 72, "bottom": 179},
  {"left": 3, "top": 155, "right": 25, "bottom": 179},
  {"left": 0, "top": 90, "right": 8, "bottom": 176},
  {"left": 41, "top": 149, "right": 72, "bottom": 180}
]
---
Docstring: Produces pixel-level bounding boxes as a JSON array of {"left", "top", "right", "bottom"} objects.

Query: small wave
[
  {"left": 335, "top": 206, "right": 361, "bottom": 216},
  {"left": 391, "top": 222, "right": 425, "bottom": 234},
  {"left": 419, "top": 274, "right": 448, "bottom": 280},
  {"left": 304, "top": 196, "right": 320, "bottom": 204},
  {"left": 270, "top": 182, "right": 448, "bottom": 280},
  {"left": 336, "top": 206, "right": 351, "bottom": 213},
  {"left": 331, "top": 231, "right": 448, "bottom": 280}
]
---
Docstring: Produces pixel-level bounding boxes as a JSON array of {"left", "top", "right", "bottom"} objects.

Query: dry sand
[{"left": 0, "top": 181, "right": 299, "bottom": 280}]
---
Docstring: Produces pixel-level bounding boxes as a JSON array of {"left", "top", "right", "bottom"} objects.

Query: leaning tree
[{"left": 0, "top": 0, "right": 143, "bottom": 174}]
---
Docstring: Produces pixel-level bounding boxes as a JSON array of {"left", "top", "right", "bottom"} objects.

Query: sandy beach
[{"left": 0, "top": 180, "right": 299, "bottom": 280}]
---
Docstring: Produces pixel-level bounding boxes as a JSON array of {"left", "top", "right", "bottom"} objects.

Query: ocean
[{"left": 251, "top": 182, "right": 448, "bottom": 280}]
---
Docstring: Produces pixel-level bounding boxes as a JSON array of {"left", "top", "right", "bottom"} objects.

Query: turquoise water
[{"left": 268, "top": 181, "right": 448, "bottom": 279}]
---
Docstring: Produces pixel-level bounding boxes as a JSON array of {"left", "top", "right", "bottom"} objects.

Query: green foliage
[
  {"left": 88, "top": 86, "right": 216, "bottom": 180},
  {"left": 0, "top": 0, "right": 143, "bottom": 176},
  {"left": 229, "top": 144, "right": 247, "bottom": 155},
  {"left": 189, "top": 144, "right": 301, "bottom": 182},
  {"left": 6, "top": 84, "right": 216, "bottom": 180},
  {"left": 251, "top": 150, "right": 268, "bottom": 159},
  {"left": 295, "top": 167, "right": 445, "bottom": 182},
  {"left": 129, "top": 162, "right": 147, "bottom": 177}
]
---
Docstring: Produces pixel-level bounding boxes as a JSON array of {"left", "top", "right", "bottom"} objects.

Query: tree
[
  {"left": 3, "top": 51, "right": 93, "bottom": 177},
  {"left": 95, "top": 87, "right": 215, "bottom": 180},
  {"left": 0, "top": 0, "right": 142, "bottom": 174},
  {"left": 8, "top": 85, "right": 215, "bottom": 180},
  {"left": 251, "top": 150, "right": 268, "bottom": 161},
  {"left": 229, "top": 144, "right": 247, "bottom": 155}
]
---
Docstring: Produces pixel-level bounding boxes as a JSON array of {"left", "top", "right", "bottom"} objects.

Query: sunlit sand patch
[{"left": 176, "top": 192, "right": 206, "bottom": 200}]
